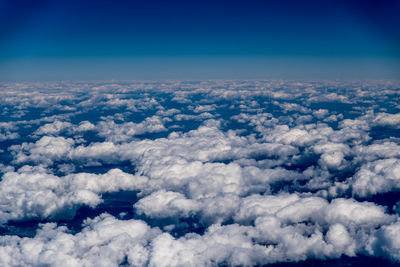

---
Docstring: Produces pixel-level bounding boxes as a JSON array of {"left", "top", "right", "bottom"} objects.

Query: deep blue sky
[{"left": 0, "top": 0, "right": 399, "bottom": 80}]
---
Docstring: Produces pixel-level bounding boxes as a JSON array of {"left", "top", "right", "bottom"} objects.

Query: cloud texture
[{"left": 0, "top": 80, "right": 400, "bottom": 266}]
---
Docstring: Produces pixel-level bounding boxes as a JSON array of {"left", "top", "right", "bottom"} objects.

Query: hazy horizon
[{"left": 1, "top": 0, "right": 399, "bottom": 81}]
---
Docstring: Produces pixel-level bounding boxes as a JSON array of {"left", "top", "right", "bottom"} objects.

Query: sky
[{"left": 0, "top": 0, "right": 399, "bottom": 80}]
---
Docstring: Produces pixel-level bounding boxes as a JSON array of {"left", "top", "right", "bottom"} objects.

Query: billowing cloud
[
  {"left": 0, "top": 166, "right": 147, "bottom": 223},
  {"left": 1, "top": 80, "right": 400, "bottom": 266}
]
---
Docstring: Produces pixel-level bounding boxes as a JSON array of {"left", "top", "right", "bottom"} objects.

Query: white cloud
[
  {"left": 1, "top": 80, "right": 400, "bottom": 265},
  {"left": 324, "top": 198, "right": 393, "bottom": 228},
  {"left": 372, "top": 113, "right": 400, "bottom": 128},
  {"left": 0, "top": 214, "right": 161, "bottom": 267},
  {"left": 97, "top": 116, "right": 167, "bottom": 143},
  {"left": 352, "top": 159, "right": 400, "bottom": 197},
  {"left": 371, "top": 220, "right": 400, "bottom": 261},
  {"left": 34, "top": 120, "right": 73, "bottom": 136},
  {"left": 0, "top": 166, "right": 147, "bottom": 223},
  {"left": 10, "top": 136, "right": 75, "bottom": 165},
  {"left": 134, "top": 190, "right": 200, "bottom": 219},
  {"left": 0, "top": 122, "right": 19, "bottom": 141}
]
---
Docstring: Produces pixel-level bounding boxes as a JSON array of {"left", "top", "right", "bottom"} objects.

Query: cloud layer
[{"left": 0, "top": 80, "right": 400, "bottom": 266}]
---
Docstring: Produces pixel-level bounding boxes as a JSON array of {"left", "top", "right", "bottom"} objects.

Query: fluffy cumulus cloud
[
  {"left": 134, "top": 190, "right": 200, "bottom": 219},
  {"left": 96, "top": 116, "right": 167, "bottom": 143},
  {"left": 371, "top": 112, "right": 400, "bottom": 128},
  {"left": 0, "top": 122, "right": 19, "bottom": 141},
  {"left": 1, "top": 80, "right": 400, "bottom": 266},
  {"left": 0, "top": 166, "right": 148, "bottom": 223},
  {"left": 351, "top": 158, "right": 400, "bottom": 197},
  {"left": 10, "top": 136, "right": 76, "bottom": 165},
  {"left": 34, "top": 120, "right": 74, "bottom": 136},
  {"left": 0, "top": 214, "right": 161, "bottom": 267}
]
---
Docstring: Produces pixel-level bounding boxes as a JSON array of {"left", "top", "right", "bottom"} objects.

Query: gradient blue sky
[{"left": 0, "top": 0, "right": 399, "bottom": 80}]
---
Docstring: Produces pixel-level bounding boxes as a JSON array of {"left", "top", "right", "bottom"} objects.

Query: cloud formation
[{"left": 0, "top": 80, "right": 400, "bottom": 266}]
